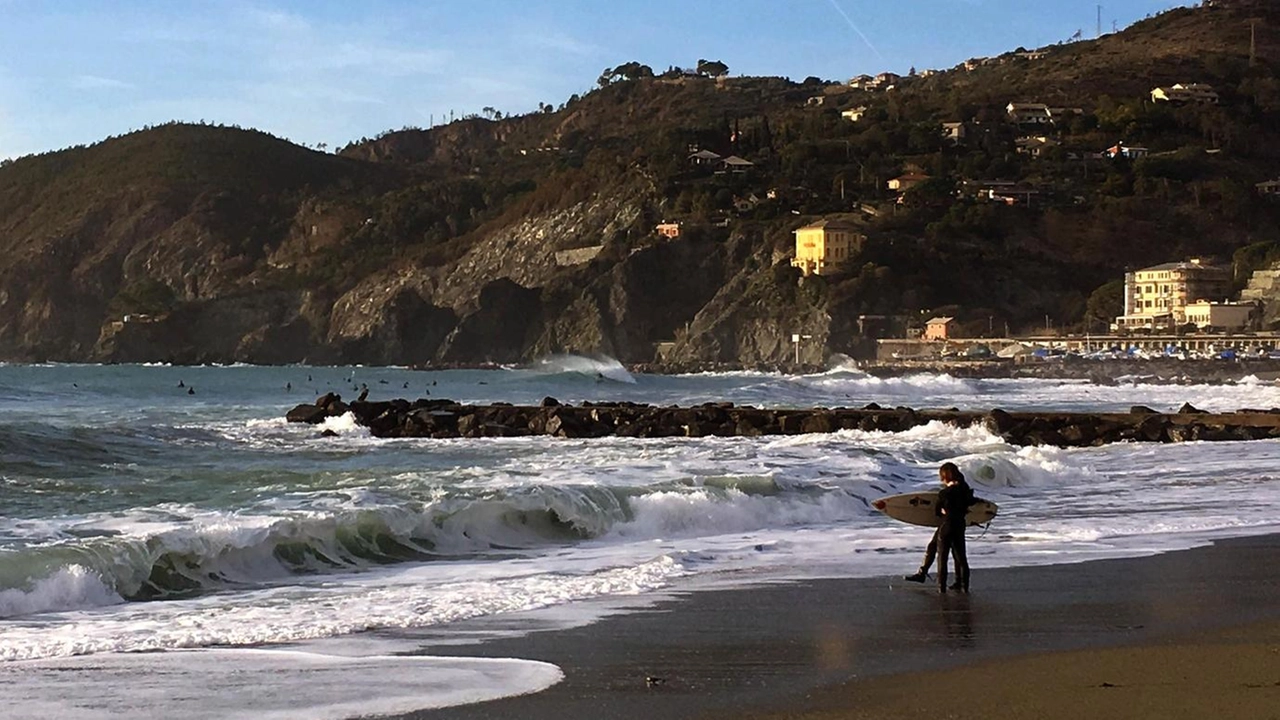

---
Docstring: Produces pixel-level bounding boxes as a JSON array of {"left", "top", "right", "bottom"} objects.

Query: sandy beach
[{"left": 400, "top": 534, "right": 1280, "bottom": 720}]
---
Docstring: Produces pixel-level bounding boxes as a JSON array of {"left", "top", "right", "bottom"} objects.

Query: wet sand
[{"left": 397, "top": 534, "right": 1280, "bottom": 720}]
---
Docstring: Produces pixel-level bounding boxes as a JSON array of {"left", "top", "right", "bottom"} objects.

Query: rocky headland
[{"left": 286, "top": 393, "right": 1280, "bottom": 447}]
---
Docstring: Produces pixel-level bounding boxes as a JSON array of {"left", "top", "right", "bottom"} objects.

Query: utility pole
[
  {"left": 1097, "top": 5, "right": 1102, "bottom": 38},
  {"left": 1250, "top": 19, "right": 1259, "bottom": 67}
]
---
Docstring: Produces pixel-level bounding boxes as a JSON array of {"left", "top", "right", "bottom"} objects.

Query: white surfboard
[{"left": 872, "top": 491, "right": 998, "bottom": 528}]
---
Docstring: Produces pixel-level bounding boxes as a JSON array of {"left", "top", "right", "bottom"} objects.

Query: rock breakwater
[{"left": 286, "top": 394, "right": 1280, "bottom": 447}]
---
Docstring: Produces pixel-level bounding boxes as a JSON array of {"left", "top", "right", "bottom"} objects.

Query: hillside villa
[
  {"left": 842, "top": 106, "right": 870, "bottom": 122},
  {"left": 1006, "top": 102, "right": 1085, "bottom": 125},
  {"left": 1016, "top": 135, "right": 1059, "bottom": 157},
  {"left": 790, "top": 219, "right": 862, "bottom": 276},
  {"left": 1150, "top": 83, "right": 1219, "bottom": 104},
  {"left": 688, "top": 149, "right": 721, "bottom": 166},
  {"left": 1104, "top": 142, "right": 1150, "bottom": 159},
  {"left": 887, "top": 173, "right": 930, "bottom": 192},
  {"left": 1006, "top": 102, "right": 1051, "bottom": 124},
  {"left": 848, "top": 74, "right": 875, "bottom": 89}
]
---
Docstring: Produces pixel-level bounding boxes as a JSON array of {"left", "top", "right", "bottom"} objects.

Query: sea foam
[{"left": 0, "top": 565, "right": 122, "bottom": 618}]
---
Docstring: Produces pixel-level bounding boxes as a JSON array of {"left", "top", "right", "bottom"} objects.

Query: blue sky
[{"left": 0, "top": 0, "right": 1192, "bottom": 160}]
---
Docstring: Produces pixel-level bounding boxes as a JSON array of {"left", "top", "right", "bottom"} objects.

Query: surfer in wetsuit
[
  {"left": 935, "top": 462, "right": 974, "bottom": 593},
  {"left": 903, "top": 532, "right": 940, "bottom": 584},
  {"left": 904, "top": 462, "right": 974, "bottom": 591}
]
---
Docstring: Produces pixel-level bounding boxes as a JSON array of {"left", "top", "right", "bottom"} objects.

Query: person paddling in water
[{"left": 904, "top": 462, "right": 975, "bottom": 592}]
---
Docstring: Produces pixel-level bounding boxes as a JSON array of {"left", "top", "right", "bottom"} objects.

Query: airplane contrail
[{"left": 827, "top": 0, "right": 886, "bottom": 63}]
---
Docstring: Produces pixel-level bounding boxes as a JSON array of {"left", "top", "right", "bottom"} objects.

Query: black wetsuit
[{"left": 936, "top": 480, "right": 975, "bottom": 591}]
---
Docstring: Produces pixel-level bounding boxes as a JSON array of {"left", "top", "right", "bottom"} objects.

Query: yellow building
[
  {"left": 1113, "top": 259, "right": 1233, "bottom": 330},
  {"left": 790, "top": 219, "right": 862, "bottom": 276}
]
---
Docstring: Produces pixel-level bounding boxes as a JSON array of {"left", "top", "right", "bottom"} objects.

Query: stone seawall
[{"left": 286, "top": 394, "right": 1280, "bottom": 447}]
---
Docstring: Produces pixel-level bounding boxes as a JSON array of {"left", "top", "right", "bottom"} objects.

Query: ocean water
[{"left": 1, "top": 358, "right": 1279, "bottom": 718}]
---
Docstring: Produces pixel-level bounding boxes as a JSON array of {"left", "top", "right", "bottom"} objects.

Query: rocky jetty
[{"left": 286, "top": 394, "right": 1280, "bottom": 447}]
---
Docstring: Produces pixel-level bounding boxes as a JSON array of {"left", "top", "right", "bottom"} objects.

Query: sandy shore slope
[{"left": 396, "top": 534, "right": 1280, "bottom": 720}]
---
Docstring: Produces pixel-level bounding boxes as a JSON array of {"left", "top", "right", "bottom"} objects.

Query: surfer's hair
[{"left": 939, "top": 462, "right": 964, "bottom": 483}]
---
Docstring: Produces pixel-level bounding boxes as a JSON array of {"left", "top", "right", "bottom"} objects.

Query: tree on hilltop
[
  {"left": 696, "top": 59, "right": 729, "bottom": 77},
  {"left": 597, "top": 62, "right": 655, "bottom": 87}
]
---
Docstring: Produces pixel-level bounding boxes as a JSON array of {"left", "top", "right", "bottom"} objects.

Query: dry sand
[{"left": 397, "top": 534, "right": 1280, "bottom": 720}]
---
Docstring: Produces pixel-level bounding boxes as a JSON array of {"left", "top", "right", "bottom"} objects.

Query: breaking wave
[
  {"left": 525, "top": 354, "right": 637, "bottom": 384},
  {"left": 0, "top": 477, "right": 878, "bottom": 619}
]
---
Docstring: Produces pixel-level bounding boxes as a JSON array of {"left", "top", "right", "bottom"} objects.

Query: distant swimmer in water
[
  {"left": 403, "top": 382, "right": 409, "bottom": 389},
  {"left": 187, "top": 387, "right": 195, "bottom": 395},
  {"left": 178, "top": 380, "right": 184, "bottom": 388},
  {"left": 286, "top": 382, "right": 292, "bottom": 391},
  {"left": 357, "top": 385, "right": 369, "bottom": 402}
]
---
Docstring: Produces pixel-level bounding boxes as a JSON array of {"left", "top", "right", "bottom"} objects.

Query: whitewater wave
[
  {"left": 0, "top": 565, "right": 123, "bottom": 617},
  {"left": 0, "top": 474, "right": 885, "bottom": 618},
  {"left": 797, "top": 370, "right": 976, "bottom": 395},
  {"left": 0, "top": 415, "right": 1121, "bottom": 618},
  {"left": 0, "top": 555, "right": 691, "bottom": 661},
  {"left": 525, "top": 354, "right": 637, "bottom": 384}
]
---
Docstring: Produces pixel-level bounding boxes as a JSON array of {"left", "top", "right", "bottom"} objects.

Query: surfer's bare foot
[{"left": 904, "top": 571, "right": 927, "bottom": 583}]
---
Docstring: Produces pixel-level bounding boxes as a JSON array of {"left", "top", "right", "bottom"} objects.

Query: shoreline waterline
[{"left": 393, "top": 533, "right": 1280, "bottom": 720}]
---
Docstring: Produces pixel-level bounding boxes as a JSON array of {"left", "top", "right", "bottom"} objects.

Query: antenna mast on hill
[{"left": 1097, "top": 4, "right": 1103, "bottom": 37}]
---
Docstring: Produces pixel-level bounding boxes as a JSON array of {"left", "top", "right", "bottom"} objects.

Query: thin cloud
[
  {"left": 243, "top": 81, "right": 387, "bottom": 106},
  {"left": 71, "top": 75, "right": 136, "bottom": 90},
  {"left": 247, "top": 7, "right": 311, "bottom": 33},
  {"left": 521, "top": 31, "right": 601, "bottom": 57},
  {"left": 267, "top": 42, "right": 451, "bottom": 77},
  {"left": 826, "top": 0, "right": 887, "bottom": 63}
]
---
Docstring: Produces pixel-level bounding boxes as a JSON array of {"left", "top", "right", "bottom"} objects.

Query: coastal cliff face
[
  {"left": 2, "top": 1, "right": 1279, "bottom": 365},
  {"left": 0, "top": 128, "right": 811, "bottom": 365}
]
